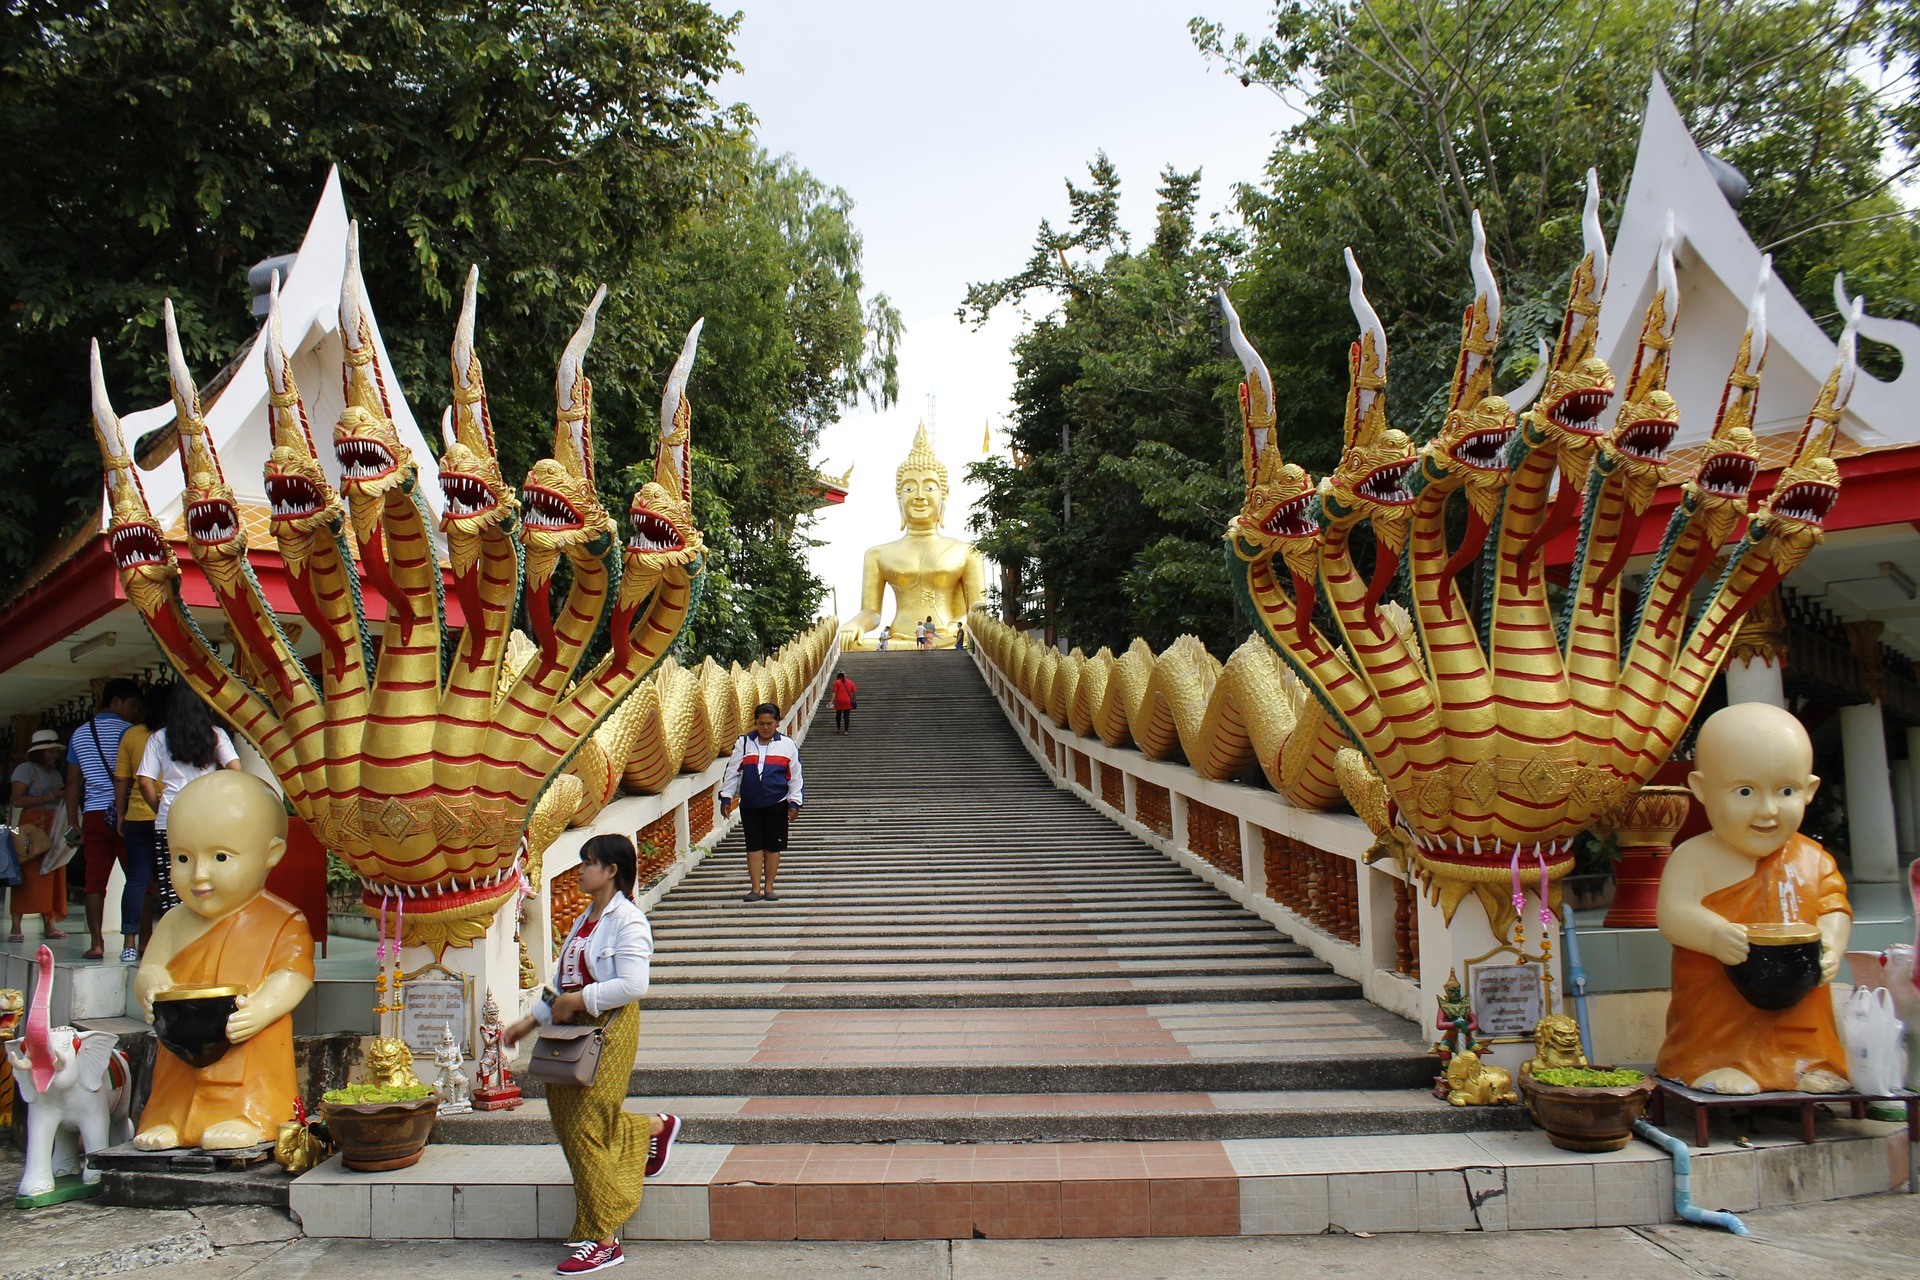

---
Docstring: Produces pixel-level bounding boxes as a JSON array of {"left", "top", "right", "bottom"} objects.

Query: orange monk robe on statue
[
  {"left": 140, "top": 894, "right": 313, "bottom": 1149},
  {"left": 1656, "top": 835, "right": 1850, "bottom": 1092}
]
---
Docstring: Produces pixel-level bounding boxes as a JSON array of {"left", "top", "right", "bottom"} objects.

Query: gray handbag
[{"left": 527, "top": 1023, "right": 604, "bottom": 1088}]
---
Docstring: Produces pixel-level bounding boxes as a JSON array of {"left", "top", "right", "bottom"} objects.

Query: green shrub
[
  {"left": 322, "top": 1082, "right": 435, "bottom": 1105},
  {"left": 1531, "top": 1067, "right": 1646, "bottom": 1088}
]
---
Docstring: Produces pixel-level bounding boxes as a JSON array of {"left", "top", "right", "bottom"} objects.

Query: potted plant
[
  {"left": 317, "top": 1081, "right": 438, "bottom": 1171},
  {"left": 1518, "top": 1066, "right": 1655, "bottom": 1152}
]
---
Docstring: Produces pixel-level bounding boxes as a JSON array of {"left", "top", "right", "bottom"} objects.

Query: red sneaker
[
  {"left": 645, "top": 1114, "right": 681, "bottom": 1177},
  {"left": 556, "top": 1241, "right": 624, "bottom": 1274}
]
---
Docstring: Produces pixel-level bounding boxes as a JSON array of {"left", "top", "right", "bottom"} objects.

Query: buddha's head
[
  {"left": 896, "top": 422, "right": 948, "bottom": 532},
  {"left": 167, "top": 771, "right": 289, "bottom": 920},
  {"left": 1688, "top": 703, "right": 1819, "bottom": 862}
]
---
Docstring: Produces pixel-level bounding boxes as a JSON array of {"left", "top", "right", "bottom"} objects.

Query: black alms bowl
[
  {"left": 1724, "top": 923, "right": 1823, "bottom": 1013},
  {"left": 152, "top": 985, "right": 245, "bottom": 1068}
]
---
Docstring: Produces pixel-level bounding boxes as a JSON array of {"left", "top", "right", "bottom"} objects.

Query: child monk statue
[
  {"left": 132, "top": 772, "right": 315, "bottom": 1149},
  {"left": 1655, "top": 703, "right": 1851, "bottom": 1094}
]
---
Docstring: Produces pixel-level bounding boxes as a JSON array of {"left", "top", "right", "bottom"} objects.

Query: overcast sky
[{"left": 717, "top": 1, "right": 1293, "bottom": 623}]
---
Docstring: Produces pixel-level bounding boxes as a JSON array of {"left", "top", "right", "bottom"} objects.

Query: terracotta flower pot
[
  {"left": 1519, "top": 1072, "right": 1654, "bottom": 1152},
  {"left": 1602, "top": 785, "right": 1694, "bottom": 929},
  {"left": 318, "top": 1096, "right": 439, "bottom": 1171}
]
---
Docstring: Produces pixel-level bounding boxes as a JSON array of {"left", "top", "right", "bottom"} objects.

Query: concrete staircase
[{"left": 291, "top": 649, "right": 1913, "bottom": 1240}]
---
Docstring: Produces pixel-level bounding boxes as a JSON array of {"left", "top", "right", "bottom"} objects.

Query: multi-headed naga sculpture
[
  {"left": 91, "top": 226, "right": 707, "bottom": 950},
  {"left": 1223, "top": 173, "right": 1858, "bottom": 927}
]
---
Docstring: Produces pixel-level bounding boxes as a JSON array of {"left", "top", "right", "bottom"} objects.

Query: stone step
[
  {"left": 638, "top": 974, "right": 1360, "bottom": 1009},
  {"left": 288, "top": 1120, "right": 1912, "bottom": 1240},
  {"left": 430, "top": 1088, "right": 1522, "bottom": 1146},
  {"left": 651, "top": 936, "right": 1307, "bottom": 956}
]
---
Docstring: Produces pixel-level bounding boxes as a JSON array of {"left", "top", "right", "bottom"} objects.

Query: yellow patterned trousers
[{"left": 548, "top": 1002, "right": 645, "bottom": 1242}]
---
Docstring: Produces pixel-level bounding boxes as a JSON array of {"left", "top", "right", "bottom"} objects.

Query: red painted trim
[
  {"left": 0, "top": 536, "right": 468, "bottom": 677},
  {"left": 1545, "top": 443, "right": 1920, "bottom": 567}
]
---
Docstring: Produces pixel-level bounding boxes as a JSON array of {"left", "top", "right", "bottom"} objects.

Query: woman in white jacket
[{"left": 506, "top": 834, "right": 678, "bottom": 1275}]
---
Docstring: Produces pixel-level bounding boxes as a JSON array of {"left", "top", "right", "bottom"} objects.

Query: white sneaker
[{"left": 119, "top": 947, "right": 139, "bottom": 964}]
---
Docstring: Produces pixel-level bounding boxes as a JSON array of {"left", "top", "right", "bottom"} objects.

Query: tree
[
  {"left": 962, "top": 158, "right": 1250, "bottom": 656},
  {"left": 1190, "top": 0, "right": 1920, "bottom": 470},
  {"left": 1, "top": 0, "right": 898, "bottom": 659}
]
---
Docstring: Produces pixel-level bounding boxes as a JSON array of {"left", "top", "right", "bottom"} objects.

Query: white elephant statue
[
  {"left": 4, "top": 946, "right": 132, "bottom": 1201},
  {"left": 1844, "top": 859, "right": 1920, "bottom": 1092}
]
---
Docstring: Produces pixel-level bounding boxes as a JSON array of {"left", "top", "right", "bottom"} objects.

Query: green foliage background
[
  {"left": 970, "top": 0, "right": 1920, "bottom": 658},
  {"left": 0, "top": 0, "right": 899, "bottom": 664}
]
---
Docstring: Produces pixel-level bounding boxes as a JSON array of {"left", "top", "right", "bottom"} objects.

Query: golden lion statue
[
  {"left": 365, "top": 1036, "right": 422, "bottom": 1090},
  {"left": 1444, "top": 1050, "right": 1519, "bottom": 1107},
  {"left": 1522, "top": 1014, "right": 1589, "bottom": 1077}
]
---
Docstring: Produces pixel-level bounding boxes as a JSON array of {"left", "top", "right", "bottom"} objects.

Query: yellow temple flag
[{"left": 982, "top": 421, "right": 992, "bottom": 454}]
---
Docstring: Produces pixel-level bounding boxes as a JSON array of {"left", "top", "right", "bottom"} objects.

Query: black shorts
[{"left": 741, "top": 804, "right": 790, "bottom": 853}]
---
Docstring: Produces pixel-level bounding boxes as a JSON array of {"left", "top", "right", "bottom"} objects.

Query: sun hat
[{"left": 27, "top": 729, "right": 61, "bottom": 753}]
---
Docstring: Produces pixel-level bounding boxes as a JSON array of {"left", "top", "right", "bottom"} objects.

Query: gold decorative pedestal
[{"left": 1602, "top": 785, "right": 1694, "bottom": 929}]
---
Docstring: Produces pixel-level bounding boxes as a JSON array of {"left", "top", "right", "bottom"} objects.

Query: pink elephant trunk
[{"left": 26, "top": 943, "right": 55, "bottom": 1093}]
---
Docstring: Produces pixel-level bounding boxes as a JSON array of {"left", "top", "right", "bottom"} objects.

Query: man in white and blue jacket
[{"left": 718, "top": 702, "right": 805, "bottom": 902}]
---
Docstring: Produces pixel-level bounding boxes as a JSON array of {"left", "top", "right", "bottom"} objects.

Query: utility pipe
[
  {"left": 1633, "top": 1119, "right": 1748, "bottom": 1235},
  {"left": 1562, "top": 905, "right": 1594, "bottom": 1063}
]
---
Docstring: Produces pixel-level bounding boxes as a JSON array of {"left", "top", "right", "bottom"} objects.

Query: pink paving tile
[
  {"left": 1148, "top": 1177, "right": 1240, "bottom": 1237},
  {"left": 971, "top": 1181, "right": 1064, "bottom": 1239},
  {"left": 709, "top": 1184, "right": 797, "bottom": 1240},
  {"left": 795, "top": 1183, "right": 885, "bottom": 1239},
  {"left": 882, "top": 1182, "right": 973, "bottom": 1240},
  {"left": 1060, "top": 1178, "right": 1152, "bottom": 1238}
]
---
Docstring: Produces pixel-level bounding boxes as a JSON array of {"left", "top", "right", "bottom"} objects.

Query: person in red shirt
[{"left": 831, "top": 671, "right": 857, "bottom": 735}]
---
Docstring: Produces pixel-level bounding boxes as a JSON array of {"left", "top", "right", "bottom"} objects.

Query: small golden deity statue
[
  {"left": 842, "top": 423, "right": 984, "bottom": 650},
  {"left": 133, "top": 772, "right": 315, "bottom": 1150},
  {"left": 1656, "top": 703, "right": 1852, "bottom": 1094}
]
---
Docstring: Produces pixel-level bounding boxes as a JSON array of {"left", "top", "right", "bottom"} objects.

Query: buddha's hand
[
  {"left": 132, "top": 967, "right": 170, "bottom": 1023},
  {"left": 1709, "top": 918, "right": 1751, "bottom": 966},
  {"left": 1819, "top": 938, "right": 1841, "bottom": 983},
  {"left": 226, "top": 993, "right": 268, "bottom": 1044}
]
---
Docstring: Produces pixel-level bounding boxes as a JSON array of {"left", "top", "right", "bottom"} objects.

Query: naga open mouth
[
  {"left": 441, "top": 473, "right": 499, "bottom": 519},
  {"left": 1456, "top": 427, "right": 1513, "bottom": 472},
  {"left": 1696, "top": 451, "right": 1758, "bottom": 499},
  {"left": 108, "top": 522, "right": 167, "bottom": 569},
  {"left": 522, "top": 485, "right": 583, "bottom": 531},
  {"left": 1616, "top": 418, "right": 1677, "bottom": 465},
  {"left": 1357, "top": 458, "right": 1416, "bottom": 504},
  {"left": 1770, "top": 480, "right": 1838, "bottom": 526},
  {"left": 627, "top": 508, "right": 685, "bottom": 553},
  {"left": 186, "top": 498, "right": 239, "bottom": 545},
  {"left": 1260, "top": 493, "right": 1318, "bottom": 539},
  {"left": 336, "top": 436, "right": 398, "bottom": 483},
  {"left": 1547, "top": 387, "right": 1612, "bottom": 435},
  {"left": 266, "top": 473, "right": 324, "bottom": 522}
]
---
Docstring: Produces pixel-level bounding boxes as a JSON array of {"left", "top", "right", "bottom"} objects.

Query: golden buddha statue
[{"left": 843, "top": 423, "right": 985, "bottom": 650}]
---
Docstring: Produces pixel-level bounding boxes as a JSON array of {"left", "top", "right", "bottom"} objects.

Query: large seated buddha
[{"left": 843, "top": 424, "right": 984, "bottom": 650}]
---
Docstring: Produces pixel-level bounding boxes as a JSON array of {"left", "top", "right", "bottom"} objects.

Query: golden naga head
[
  {"left": 521, "top": 287, "right": 616, "bottom": 563},
  {"left": 1218, "top": 288, "right": 1320, "bottom": 586},
  {"left": 1424, "top": 214, "right": 1521, "bottom": 523},
  {"left": 262, "top": 274, "right": 346, "bottom": 545},
  {"left": 333, "top": 225, "right": 417, "bottom": 522},
  {"left": 1323, "top": 249, "right": 1416, "bottom": 554},
  {"left": 619, "top": 319, "right": 707, "bottom": 613},
  {"left": 1753, "top": 297, "right": 1858, "bottom": 560},
  {"left": 163, "top": 300, "right": 247, "bottom": 562},
  {"left": 1519, "top": 171, "right": 1615, "bottom": 487},
  {"left": 1684, "top": 259, "right": 1772, "bottom": 544},
  {"left": 439, "top": 266, "right": 516, "bottom": 553},
  {"left": 89, "top": 343, "right": 177, "bottom": 607},
  {"left": 1597, "top": 216, "right": 1682, "bottom": 514}
]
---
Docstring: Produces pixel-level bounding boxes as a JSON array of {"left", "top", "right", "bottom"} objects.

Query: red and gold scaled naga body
[
  {"left": 1225, "top": 174, "right": 1857, "bottom": 927},
  {"left": 91, "top": 224, "right": 706, "bottom": 951}
]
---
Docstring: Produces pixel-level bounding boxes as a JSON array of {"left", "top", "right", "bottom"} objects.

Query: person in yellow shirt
[{"left": 112, "top": 688, "right": 166, "bottom": 964}]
